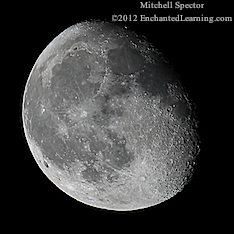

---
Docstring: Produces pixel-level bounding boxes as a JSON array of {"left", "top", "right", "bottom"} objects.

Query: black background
[{"left": 14, "top": 1, "right": 232, "bottom": 228}]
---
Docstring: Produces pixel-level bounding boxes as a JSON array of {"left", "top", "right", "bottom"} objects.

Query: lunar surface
[{"left": 22, "top": 21, "right": 200, "bottom": 211}]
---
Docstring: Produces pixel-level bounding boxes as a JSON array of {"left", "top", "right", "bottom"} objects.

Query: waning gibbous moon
[{"left": 22, "top": 21, "right": 200, "bottom": 211}]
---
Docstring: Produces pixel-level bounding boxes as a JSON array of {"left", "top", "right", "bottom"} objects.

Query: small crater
[
  {"left": 72, "top": 46, "right": 78, "bottom": 51},
  {"left": 43, "top": 160, "right": 49, "bottom": 168}
]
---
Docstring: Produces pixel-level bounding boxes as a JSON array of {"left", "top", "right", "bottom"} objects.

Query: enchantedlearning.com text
[{"left": 112, "top": 14, "right": 232, "bottom": 23}]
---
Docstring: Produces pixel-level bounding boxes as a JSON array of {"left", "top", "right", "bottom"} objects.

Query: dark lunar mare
[
  {"left": 108, "top": 41, "right": 192, "bottom": 120},
  {"left": 108, "top": 46, "right": 144, "bottom": 75},
  {"left": 25, "top": 49, "right": 136, "bottom": 184}
]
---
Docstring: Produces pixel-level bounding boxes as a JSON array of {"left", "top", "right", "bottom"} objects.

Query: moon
[{"left": 22, "top": 21, "right": 200, "bottom": 211}]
